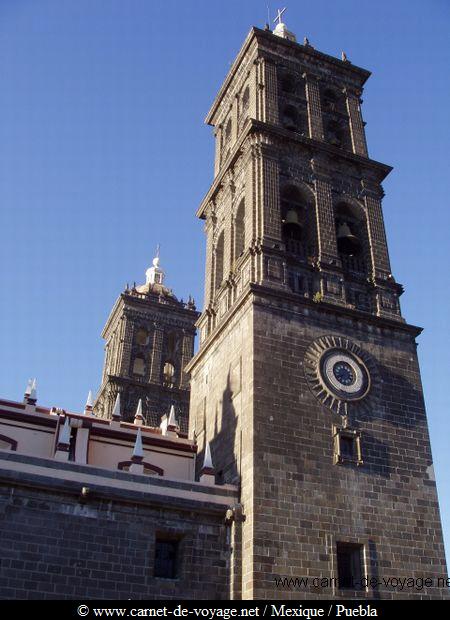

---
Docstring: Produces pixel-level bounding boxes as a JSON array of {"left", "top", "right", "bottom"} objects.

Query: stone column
[
  {"left": 346, "top": 89, "right": 368, "bottom": 157},
  {"left": 304, "top": 74, "right": 324, "bottom": 140}
]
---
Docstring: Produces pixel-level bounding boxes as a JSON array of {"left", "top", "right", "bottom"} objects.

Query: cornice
[
  {"left": 196, "top": 119, "right": 392, "bottom": 220},
  {"left": 205, "top": 27, "right": 371, "bottom": 127}
]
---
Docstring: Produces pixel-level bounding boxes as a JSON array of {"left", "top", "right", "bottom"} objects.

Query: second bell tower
[{"left": 95, "top": 254, "right": 199, "bottom": 432}]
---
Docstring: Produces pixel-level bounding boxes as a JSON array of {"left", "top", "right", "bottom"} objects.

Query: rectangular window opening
[
  {"left": 154, "top": 537, "right": 180, "bottom": 579},
  {"left": 333, "top": 426, "right": 363, "bottom": 466},
  {"left": 336, "top": 542, "right": 364, "bottom": 590}
]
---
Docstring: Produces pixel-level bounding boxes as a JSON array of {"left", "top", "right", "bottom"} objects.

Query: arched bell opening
[
  {"left": 281, "top": 104, "right": 300, "bottom": 132},
  {"left": 280, "top": 72, "right": 296, "bottom": 94},
  {"left": 326, "top": 120, "right": 347, "bottom": 149},
  {"left": 322, "top": 88, "right": 338, "bottom": 112},
  {"left": 281, "top": 186, "right": 312, "bottom": 260},
  {"left": 334, "top": 203, "right": 368, "bottom": 274}
]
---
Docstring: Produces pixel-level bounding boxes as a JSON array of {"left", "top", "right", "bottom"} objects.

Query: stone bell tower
[
  {"left": 94, "top": 253, "right": 199, "bottom": 433},
  {"left": 187, "top": 18, "right": 448, "bottom": 599}
]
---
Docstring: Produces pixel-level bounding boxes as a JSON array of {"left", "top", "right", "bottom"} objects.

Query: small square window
[
  {"left": 154, "top": 538, "right": 179, "bottom": 579},
  {"left": 336, "top": 542, "right": 364, "bottom": 590},
  {"left": 333, "top": 426, "right": 362, "bottom": 466}
]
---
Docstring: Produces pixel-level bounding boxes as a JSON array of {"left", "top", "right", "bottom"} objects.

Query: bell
[
  {"left": 284, "top": 209, "right": 300, "bottom": 225},
  {"left": 337, "top": 222, "right": 361, "bottom": 255}
]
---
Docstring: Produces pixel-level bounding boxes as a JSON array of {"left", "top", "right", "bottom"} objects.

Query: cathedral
[{"left": 0, "top": 18, "right": 448, "bottom": 600}]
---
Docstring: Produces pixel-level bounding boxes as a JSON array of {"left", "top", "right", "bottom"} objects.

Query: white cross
[{"left": 273, "top": 7, "right": 287, "bottom": 25}]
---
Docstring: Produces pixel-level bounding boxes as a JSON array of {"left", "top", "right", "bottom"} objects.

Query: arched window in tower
[
  {"left": 326, "top": 120, "right": 346, "bottom": 148},
  {"left": 166, "top": 332, "right": 178, "bottom": 357},
  {"left": 322, "top": 88, "right": 338, "bottom": 112},
  {"left": 280, "top": 73, "right": 296, "bottom": 94},
  {"left": 163, "top": 362, "right": 175, "bottom": 388},
  {"left": 135, "top": 328, "right": 149, "bottom": 346},
  {"left": 281, "top": 186, "right": 309, "bottom": 260},
  {"left": 321, "top": 87, "right": 352, "bottom": 150},
  {"left": 334, "top": 202, "right": 368, "bottom": 275},
  {"left": 214, "top": 231, "right": 225, "bottom": 290},
  {"left": 234, "top": 199, "right": 245, "bottom": 260},
  {"left": 132, "top": 356, "right": 145, "bottom": 376},
  {"left": 281, "top": 104, "right": 299, "bottom": 131}
]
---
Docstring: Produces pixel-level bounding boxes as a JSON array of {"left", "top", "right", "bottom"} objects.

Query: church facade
[{"left": 0, "top": 20, "right": 448, "bottom": 600}]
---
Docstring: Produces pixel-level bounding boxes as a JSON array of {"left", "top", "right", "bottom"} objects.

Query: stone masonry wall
[
  {"left": 249, "top": 295, "right": 448, "bottom": 600},
  {"left": 0, "top": 475, "right": 230, "bottom": 600}
]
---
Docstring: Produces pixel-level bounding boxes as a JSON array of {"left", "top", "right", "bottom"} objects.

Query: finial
[
  {"left": 304, "top": 36, "right": 310, "bottom": 46},
  {"left": 167, "top": 404, "right": 178, "bottom": 431},
  {"left": 341, "top": 51, "right": 349, "bottom": 62},
  {"left": 200, "top": 441, "right": 216, "bottom": 484},
  {"left": 203, "top": 442, "right": 214, "bottom": 471},
  {"left": 84, "top": 390, "right": 93, "bottom": 415},
  {"left": 264, "top": 5, "right": 271, "bottom": 31},
  {"left": 132, "top": 428, "right": 144, "bottom": 460},
  {"left": 145, "top": 244, "right": 165, "bottom": 286},
  {"left": 59, "top": 416, "right": 71, "bottom": 446},
  {"left": 54, "top": 415, "right": 72, "bottom": 461},
  {"left": 25, "top": 378, "right": 37, "bottom": 405},
  {"left": 24, "top": 378, "right": 33, "bottom": 403},
  {"left": 134, "top": 399, "right": 144, "bottom": 426},
  {"left": 112, "top": 393, "right": 121, "bottom": 422},
  {"left": 160, "top": 404, "right": 179, "bottom": 437}
]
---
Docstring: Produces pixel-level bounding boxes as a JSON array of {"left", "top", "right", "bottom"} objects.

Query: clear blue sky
[{"left": 0, "top": 0, "right": 449, "bottom": 563}]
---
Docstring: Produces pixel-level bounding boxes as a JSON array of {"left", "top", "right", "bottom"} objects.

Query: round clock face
[
  {"left": 320, "top": 349, "right": 370, "bottom": 400},
  {"left": 333, "top": 361, "right": 354, "bottom": 385},
  {"left": 304, "top": 336, "right": 377, "bottom": 416}
]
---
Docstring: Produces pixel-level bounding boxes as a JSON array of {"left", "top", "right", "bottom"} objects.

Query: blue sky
[{"left": 0, "top": 0, "right": 449, "bottom": 563}]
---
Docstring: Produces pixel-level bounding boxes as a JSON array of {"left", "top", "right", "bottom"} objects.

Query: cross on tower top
[{"left": 273, "top": 7, "right": 287, "bottom": 26}]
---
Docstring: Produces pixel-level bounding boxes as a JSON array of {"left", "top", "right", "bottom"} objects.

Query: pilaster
[
  {"left": 304, "top": 73, "right": 324, "bottom": 140},
  {"left": 311, "top": 159, "right": 339, "bottom": 263},
  {"left": 150, "top": 324, "right": 164, "bottom": 384},
  {"left": 259, "top": 57, "right": 279, "bottom": 125},
  {"left": 346, "top": 89, "right": 368, "bottom": 157},
  {"left": 362, "top": 181, "right": 392, "bottom": 279}
]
